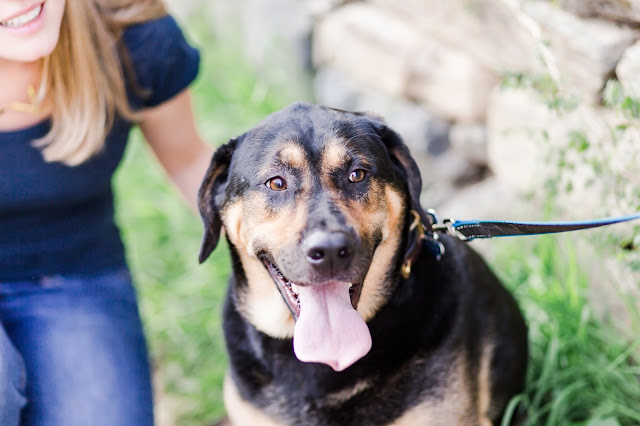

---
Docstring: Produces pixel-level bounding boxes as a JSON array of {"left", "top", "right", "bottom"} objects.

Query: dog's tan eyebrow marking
[
  {"left": 321, "top": 138, "right": 350, "bottom": 170},
  {"left": 277, "top": 142, "right": 307, "bottom": 169},
  {"left": 258, "top": 142, "right": 308, "bottom": 178}
]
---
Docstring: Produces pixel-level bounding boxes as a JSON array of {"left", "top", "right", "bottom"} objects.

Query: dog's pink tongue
[{"left": 293, "top": 281, "right": 372, "bottom": 372}]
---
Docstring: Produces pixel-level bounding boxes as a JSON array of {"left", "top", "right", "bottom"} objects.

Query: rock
[
  {"left": 313, "top": 3, "right": 422, "bottom": 96},
  {"left": 314, "top": 66, "right": 362, "bottom": 112},
  {"left": 436, "top": 175, "right": 528, "bottom": 219},
  {"left": 558, "top": 0, "right": 640, "bottom": 24},
  {"left": 308, "top": 0, "right": 350, "bottom": 17},
  {"left": 405, "top": 39, "right": 499, "bottom": 122},
  {"left": 449, "top": 123, "right": 488, "bottom": 165},
  {"left": 524, "top": 1, "right": 639, "bottom": 100},
  {"left": 370, "top": 0, "right": 638, "bottom": 101},
  {"left": 487, "top": 85, "right": 640, "bottom": 216},
  {"left": 371, "top": 0, "right": 540, "bottom": 73},
  {"left": 313, "top": 2, "right": 498, "bottom": 122},
  {"left": 591, "top": 253, "right": 640, "bottom": 338},
  {"left": 425, "top": 118, "right": 451, "bottom": 156},
  {"left": 427, "top": 150, "right": 477, "bottom": 187},
  {"left": 616, "top": 41, "right": 640, "bottom": 99},
  {"left": 241, "top": 0, "right": 314, "bottom": 72},
  {"left": 486, "top": 88, "right": 551, "bottom": 195}
]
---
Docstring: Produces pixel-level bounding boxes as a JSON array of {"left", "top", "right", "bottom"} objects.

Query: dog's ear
[
  {"left": 197, "top": 137, "right": 239, "bottom": 263},
  {"left": 364, "top": 114, "right": 428, "bottom": 224}
]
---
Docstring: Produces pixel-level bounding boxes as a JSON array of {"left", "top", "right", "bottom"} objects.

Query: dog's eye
[
  {"left": 349, "top": 169, "right": 366, "bottom": 183},
  {"left": 266, "top": 177, "right": 287, "bottom": 191}
]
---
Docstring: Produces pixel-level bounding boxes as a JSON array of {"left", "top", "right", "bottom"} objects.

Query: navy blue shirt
[{"left": 0, "top": 16, "right": 200, "bottom": 281}]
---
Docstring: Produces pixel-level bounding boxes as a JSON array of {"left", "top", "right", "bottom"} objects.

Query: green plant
[{"left": 494, "top": 235, "right": 640, "bottom": 426}]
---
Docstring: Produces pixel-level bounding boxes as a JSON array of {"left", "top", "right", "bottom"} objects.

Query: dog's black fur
[{"left": 199, "top": 102, "right": 528, "bottom": 425}]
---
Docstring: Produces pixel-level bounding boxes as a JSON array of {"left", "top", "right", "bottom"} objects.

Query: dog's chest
[{"left": 226, "top": 351, "right": 480, "bottom": 426}]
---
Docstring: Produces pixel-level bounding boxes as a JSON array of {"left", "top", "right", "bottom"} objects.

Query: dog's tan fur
[{"left": 224, "top": 374, "right": 284, "bottom": 426}]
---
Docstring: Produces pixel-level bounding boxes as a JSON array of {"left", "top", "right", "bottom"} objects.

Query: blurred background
[{"left": 114, "top": 0, "right": 640, "bottom": 424}]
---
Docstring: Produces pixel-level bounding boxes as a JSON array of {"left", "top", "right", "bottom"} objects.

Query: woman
[{"left": 0, "top": 0, "right": 212, "bottom": 424}]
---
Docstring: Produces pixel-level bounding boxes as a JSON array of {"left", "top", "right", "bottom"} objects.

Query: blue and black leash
[
  {"left": 430, "top": 210, "right": 640, "bottom": 242},
  {"left": 402, "top": 209, "right": 640, "bottom": 272}
]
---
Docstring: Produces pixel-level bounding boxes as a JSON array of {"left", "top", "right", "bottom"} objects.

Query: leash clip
[
  {"left": 428, "top": 209, "right": 468, "bottom": 241},
  {"left": 424, "top": 209, "right": 446, "bottom": 261}
]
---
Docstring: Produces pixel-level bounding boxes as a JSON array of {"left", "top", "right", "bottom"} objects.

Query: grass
[
  {"left": 112, "top": 11, "right": 640, "bottom": 426},
  {"left": 114, "top": 137, "right": 229, "bottom": 423},
  {"left": 493, "top": 235, "right": 640, "bottom": 426}
]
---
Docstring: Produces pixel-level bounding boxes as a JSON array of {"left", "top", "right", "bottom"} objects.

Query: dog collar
[{"left": 401, "top": 209, "right": 444, "bottom": 278}]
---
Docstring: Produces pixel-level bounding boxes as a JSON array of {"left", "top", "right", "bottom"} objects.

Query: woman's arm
[{"left": 138, "top": 89, "right": 213, "bottom": 212}]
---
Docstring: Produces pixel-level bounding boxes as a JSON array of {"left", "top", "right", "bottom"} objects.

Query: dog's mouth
[
  {"left": 262, "top": 258, "right": 363, "bottom": 320},
  {"left": 261, "top": 257, "right": 372, "bottom": 372}
]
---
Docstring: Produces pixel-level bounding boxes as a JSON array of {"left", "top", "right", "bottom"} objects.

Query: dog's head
[{"left": 198, "top": 102, "right": 426, "bottom": 371}]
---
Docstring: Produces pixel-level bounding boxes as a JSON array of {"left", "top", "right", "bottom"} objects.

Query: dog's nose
[{"left": 304, "top": 231, "right": 354, "bottom": 274}]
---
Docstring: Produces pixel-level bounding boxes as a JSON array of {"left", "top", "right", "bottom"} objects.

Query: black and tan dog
[{"left": 198, "top": 102, "right": 528, "bottom": 425}]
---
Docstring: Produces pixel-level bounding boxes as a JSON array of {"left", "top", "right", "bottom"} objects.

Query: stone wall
[{"left": 312, "top": 0, "right": 640, "bottom": 218}]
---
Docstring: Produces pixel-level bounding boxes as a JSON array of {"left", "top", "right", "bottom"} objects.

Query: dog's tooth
[{"left": 291, "top": 284, "right": 300, "bottom": 294}]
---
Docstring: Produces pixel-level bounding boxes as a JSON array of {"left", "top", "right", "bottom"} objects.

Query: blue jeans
[{"left": 0, "top": 268, "right": 154, "bottom": 426}]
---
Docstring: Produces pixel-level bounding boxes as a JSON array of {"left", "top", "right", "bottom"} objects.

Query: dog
[{"left": 198, "top": 102, "right": 528, "bottom": 425}]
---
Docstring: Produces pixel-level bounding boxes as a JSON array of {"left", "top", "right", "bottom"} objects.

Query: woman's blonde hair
[{"left": 36, "top": 0, "right": 167, "bottom": 165}]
